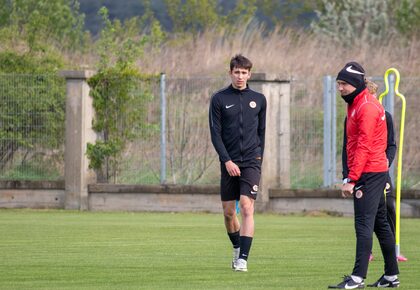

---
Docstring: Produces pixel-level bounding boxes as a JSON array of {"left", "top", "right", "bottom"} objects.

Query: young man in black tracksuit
[{"left": 209, "top": 54, "right": 266, "bottom": 272}]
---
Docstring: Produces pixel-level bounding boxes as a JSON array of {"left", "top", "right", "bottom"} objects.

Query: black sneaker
[
  {"left": 328, "top": 275, "right": 365, "bottom": 289},
  {"left": 367, "top": 274, "right": 400, "bottom": 288}
]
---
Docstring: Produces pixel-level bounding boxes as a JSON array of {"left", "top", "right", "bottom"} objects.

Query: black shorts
[{"left": 220, "top": 160, "right": 261, "bottom": 201}]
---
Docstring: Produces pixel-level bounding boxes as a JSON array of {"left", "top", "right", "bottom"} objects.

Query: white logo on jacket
[{"left": 249, "top": 101, "right": 256, "bottom": 108}]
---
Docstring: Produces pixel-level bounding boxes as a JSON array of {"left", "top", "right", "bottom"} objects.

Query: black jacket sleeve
[
  {"left": 385, "top": 111, "right": 397, "bottom": 166},
  {"left": 209, "top": 95, "right": 230, "bottom": 163},
  {"left": 258, "top": 97, "right": 267, "bottom": 159},
  {"left": 342, "top": 117, "right": 349, "bottom": 179}
]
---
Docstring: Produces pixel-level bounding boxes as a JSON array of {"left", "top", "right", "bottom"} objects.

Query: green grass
[{"left": 0, "top": 210, "right": 418, "bottom": 289}]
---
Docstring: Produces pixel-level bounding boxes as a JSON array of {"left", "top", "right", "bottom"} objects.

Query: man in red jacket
[{"left": 329, "top": 62, "right": 400, "bottom": 289}]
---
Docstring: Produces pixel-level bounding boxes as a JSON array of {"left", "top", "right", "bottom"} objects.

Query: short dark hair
[{"left": 230, "top": 54, "right": 252, "bottom": 71}]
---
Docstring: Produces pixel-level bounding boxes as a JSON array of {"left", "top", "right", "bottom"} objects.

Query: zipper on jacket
[{"left": 239, "top": 91, "right": 243, "bottom": 162}]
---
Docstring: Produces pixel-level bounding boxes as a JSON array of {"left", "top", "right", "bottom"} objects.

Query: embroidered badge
[{"left": 250, "top": 185, "right": 258, "bottom": 195}]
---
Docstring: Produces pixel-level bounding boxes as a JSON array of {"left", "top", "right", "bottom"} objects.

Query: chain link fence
[
  {"left": 289, "top": 77, "right": 324, "bottom": 188},
  {"left": 331, "top": 76, "right": 420, "bottom": 189},
  {"left": 0, "top": 74, "right": 66, "bottom": 181},
  {"left": 391, "top": 77, "right": 420, "bottom": 189},
  {"left": 1, "top": 74, "right": 419, "bottom": 189},
  {"left": 116, "top": 76, "right": 226, "bottom": 185}
]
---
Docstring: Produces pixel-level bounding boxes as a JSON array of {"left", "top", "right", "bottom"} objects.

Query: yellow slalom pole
[{"left": 378, "top": 68, "right": 406, "bottom": 258}]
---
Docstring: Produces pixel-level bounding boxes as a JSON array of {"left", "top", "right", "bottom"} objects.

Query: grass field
[{"left": 0, "top": 210, "right": 418, "bottom": 289}]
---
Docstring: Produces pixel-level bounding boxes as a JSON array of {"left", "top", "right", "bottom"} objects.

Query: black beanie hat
[{"left": 336, "top": 61, "right": 366, "bottom": 90}]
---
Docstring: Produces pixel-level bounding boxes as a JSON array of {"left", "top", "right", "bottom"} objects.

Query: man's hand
[
  {"left": 225, "top": 160, "right": 241, "bottom": 176},
  {"left": 342, "top": 183, "right": 355, "bottom": 198}
]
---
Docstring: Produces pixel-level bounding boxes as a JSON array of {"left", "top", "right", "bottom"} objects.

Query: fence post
[
  {"left": 332, "top": 79, "right": 337, "bottom": 184},
  {"left": 60, "top": 70, "right": 97, "bottom": 210},
  {"left": 160, "top": 73, "right": 167, "bottom": 184},
  {"left": 323, "top": 76, "right": 333, "bottom": 187},
  {"left": 249, "top": 73, "right": 291, "bottom": 211}
]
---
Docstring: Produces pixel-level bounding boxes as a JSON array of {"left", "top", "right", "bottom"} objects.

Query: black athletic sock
[
  {"left": 239, "top": 236, "right": 253, "bottom": 260},
  {"left": 227, "top": 231, "right": 240, "bottom": 248}
]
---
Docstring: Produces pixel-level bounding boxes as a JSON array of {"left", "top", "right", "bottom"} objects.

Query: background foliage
[
  {"left": 86, "top": 7, "right": 156, "bottom": 183},
  {"left": 1, "top": 0, "right": 419, "bottom": 74},
  {"left": 0, "top": 74, "right": 65, "bottom": 179},
  {"left": 1, "top": 0, "right": 419, "bottom": 185}
]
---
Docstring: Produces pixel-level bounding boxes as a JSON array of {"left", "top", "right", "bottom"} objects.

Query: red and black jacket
[
  {"left": 343, "top": 111, "right": 396, "bottom": 179},
  {"left": 342, "top": 88, "right": 388, "bottom": 182}
]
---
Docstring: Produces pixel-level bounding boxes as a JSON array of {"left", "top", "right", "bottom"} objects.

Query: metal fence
[
  {"left": 95, "top": 76, "right": 162, "bottom": 184},
  {"left": 121, "top": 76, "right": 328, "bottom": 188},
  {"left": 1, "top": 74, "right": 419, "bottom": 189},
  {"left": 0, "top": 74, "right": 66, "bottom": 181},
  {"left": 389, "top": 76, "right": 420, "bottom": 189},
  {"left": 323, "top": 75, "right": 420, "bottom": 189},
  {"left": 288, "top": 77, "right": 324, "bottom": 188},
  {"left": 116, "top": 76, "right": 226, "bottom": 185}
]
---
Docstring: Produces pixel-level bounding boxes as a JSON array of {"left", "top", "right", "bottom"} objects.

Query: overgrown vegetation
[
  {"left": 86, "top": 7, "right": 157, "bottom": 183},
  {"left": 0, "top": 0, "right": 418, "bottom": 73},
  {"left": 311, "top": 0, "right": 420, "bottom": 44},
  {"left": 0, "top": 1, "right": 79, "bottom": 180},
  {"left": 1, "top": 0, "right": 419, "bottom": 186}
]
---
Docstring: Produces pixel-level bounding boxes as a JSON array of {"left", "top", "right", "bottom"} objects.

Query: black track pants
[
  {"left": 385, "top": 174, "right": 396, "bottom": 238},
  {"left": 351, "top": 172, "right": 399, "bottom": 278}
]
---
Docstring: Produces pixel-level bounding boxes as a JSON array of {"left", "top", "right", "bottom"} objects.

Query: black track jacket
[{"left": 209, "top": 84, "right": 267, "bottom": 165}]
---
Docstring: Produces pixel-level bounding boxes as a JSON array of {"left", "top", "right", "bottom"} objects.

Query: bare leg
[
  {"left": 222, "top": 200, "right": 240, "bottom": 233},
  {"left": 239, "top": 195, "right": 254, "bottom": 237}
]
